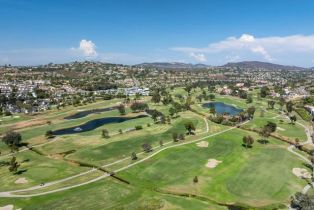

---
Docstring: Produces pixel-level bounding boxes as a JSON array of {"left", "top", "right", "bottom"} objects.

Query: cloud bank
[{"left": 172, "top": 34, "right": 314, "bottom": 65}]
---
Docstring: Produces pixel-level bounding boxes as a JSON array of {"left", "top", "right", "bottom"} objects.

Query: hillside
[
  {"left": 223, "top": 61, "right": 307, "bottom": 71},
  {"left": 135, "top": 62, "right": 210, "bottom": 69}
]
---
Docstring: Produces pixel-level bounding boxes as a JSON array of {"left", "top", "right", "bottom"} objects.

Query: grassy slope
[{"left": 118, "top": 129, "right": 305, "bottom": 207}]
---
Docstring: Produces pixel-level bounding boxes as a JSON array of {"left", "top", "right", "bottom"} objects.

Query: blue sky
[{"left": 1, "top": 0, "right": 314, "bottom": 66}]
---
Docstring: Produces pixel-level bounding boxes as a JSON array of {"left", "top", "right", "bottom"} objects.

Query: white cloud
[
  {"left": 172, "top": 34, "right": 314, "bottom": 65},
  {"left": 189, "top": 52, "right": 207, "bottom": 62},
  {"left": 73, "top": 39, "right": 97, "bottom": 57}
]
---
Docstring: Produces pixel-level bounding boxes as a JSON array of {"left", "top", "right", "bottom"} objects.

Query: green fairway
[{"left": 118, "top": 129, "right": 305, "bottom": 207}]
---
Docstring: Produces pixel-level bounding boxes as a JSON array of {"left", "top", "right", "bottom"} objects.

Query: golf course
[{"left": 0, "top": 87, "right": 313, "bottom": 210}]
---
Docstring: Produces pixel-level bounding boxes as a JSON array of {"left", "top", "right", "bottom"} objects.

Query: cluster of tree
[
  {"left": 208, "top": 111, "right": 251, "bottom": 126},
  {"left": 247, "top": 106, "right": 256, "bottom": 119},
  {"left": 172, "top": 132, "right": 185, "bottom": 142},
  {"left": 117, "top": 104, "right": 126, "bottom": 115},
  {"left": 242, "top": 135, "right": 254, "bottom": 148},
  {"left": 184, "top": 122, "right": 196, "bottom": 135},
  {"left": 2, "top": 131, "right": 22, "bottom": 152},
  {"left": 135, "top": 125, "right": 143, "bottom": 130},
  {"left": 148, "top": 109, "right": 165, "bottom": 124},
  {"left": 130, "top": 102, "right": 149, "bottom": 112},
  {"left": 260, "top": 86, "right": 270, "bottom": 98},
  {"left": 264, "top": 121, "right": 277, "bottom": 132},
  {"left": 303, "top": 96, "right": 314, "bottom": 105},
  {"left": 142, "top": 143, "right": 152, "bottom": 153}
]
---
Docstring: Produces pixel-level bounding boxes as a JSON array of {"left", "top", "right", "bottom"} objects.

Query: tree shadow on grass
[
  {"left": 257, "top": 139, "right": 269, "bottom": 144},
  {"left": 14, "top": 169, "right": 28, "bottom": 175},
  {"left": 241, "top": 144, "right": 253, "bottom": 149},
  {"left": 302, "top": 162, "right": 313, "bottom": 170}
]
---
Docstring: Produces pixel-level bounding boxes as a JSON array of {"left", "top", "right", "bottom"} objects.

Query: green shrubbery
[{"left": 295, "top": 108, "right": 312, "bottom": 121}]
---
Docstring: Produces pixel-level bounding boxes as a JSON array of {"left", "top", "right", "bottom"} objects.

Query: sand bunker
[
  {"left": 0, "top": 205, "right": 14, "bottom": 210},
  {"left": 206, "top": 159, "right": 222, "bottom": 168},
  {"left": 292, "top": 168, "right": 311, "bottom": 179},
  {"left": 15, "top": 177, "right": 28, "bottom": 184},
  {"left": 196, "top": 141, "right": 209, "bottom": 148},
  {"left": 277, "top": 127, "right": 285, "bottom": 131}
]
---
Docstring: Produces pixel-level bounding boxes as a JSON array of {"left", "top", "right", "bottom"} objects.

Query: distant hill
[
  {"left": 222, "top": 61, "right": 307, "bottom": 71},
  {"left": 135, "top": 62, "right": 210, "bottom": 69}
]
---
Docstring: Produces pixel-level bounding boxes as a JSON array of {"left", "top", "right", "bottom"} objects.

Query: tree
[
  {"left": 9, "top": 156, "right": 20, "bottom": 173},
  {"left": 184, "top": 85, "right": 192, "bottom": 94},
  {"left": 142, "top": 143, "right": 152, "bottom": 153},
  {"left": 131, "top": 152, "right": 137, "bottom": 160},
  {"left": 290, "top": 115, "right": 297, "bottom": 124},
  {"left": 45, "top": 130, "right": 54, "bottom": 139},
  {"left": 259, "top": 127, "right": 271, "bottom": 144},
  {"left": 193, "top": 176, "right": 198, "bottom": 183},
  {"left": 286, "top": 101, "right": 294, "bottom": 113},
  {"left": 2, "top": 131, "right": 22, "bottom": 152},
  {"left": 151, "top": 91, "right": 161, "bottom": 104},
  {"left": 172, "top": 132, "right": 178, "bottom": 142},
  {"left": 117, "top": 104, "right": 126, "bottom": 115},
  {"left": 102, "top": 129, "right": 109, "bottom": 138},
  {"left": 172, "top": 102, "right": 182, "bottom": 115},
  {"left": 130, "top": 102, "right": 148, "bottom": 112},
  {"left": 169, "top": 107, "right": 176, "bottom": 118},
  {"left": 159, "top": 140, "right": 163, "bottom": 147},
  {"left": 247, "top": 106, "right": 256, "bottom": 119},
  {"left": 185, "top": 122, "right": 196, "bottom": 135},
  {"left": 242, "top": 135, "right": 254, "bottom": 148},
  {"left": 196, "top": 95, "right": 203, "bottom": 103},
  {"left": 209, "top": 94, "right": 215, "bottom": 100},
  {"left": 265, "top": 121, "right": 277, "bottom": 132},
  {"left": 246, "top": 95, "right": 253, "bottom": 103},
  {"left": 279, "top": 98, "right": 285, "bottom": 111},
  {"left": 210, "top": 107, "right": 216, "bottom": 115},
  {"left": 178, "top": 133, "right": 185, "bottom": 141},
  {"left": 268, "top": 101, "right": 275, "bottom": 109},
  {"left": 260, "top": 86, "right": 270, "bottom": 98}
]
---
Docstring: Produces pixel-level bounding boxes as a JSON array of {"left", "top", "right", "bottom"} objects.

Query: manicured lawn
[
  {"left": 0, "top": 178, "right": 226, "bottom": 210},
  {"left": 118, "top": 128, "right": 305, "bottom": 207},
  {"left": 0, "top": 91, "right": 309, "bottom": 209},
  {"left": 0, "top": 151, "right": 86, "bottom": 191}
]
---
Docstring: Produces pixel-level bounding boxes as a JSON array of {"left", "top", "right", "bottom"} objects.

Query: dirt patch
[
  {"left": 0, "top": 205, "right": 14, "bottom": 210},
  {"left": 15, "top": 177, "right": 28, "bottom": 184},
  {"left": 277, "top": 127, "right": 285, "bottom": 131},
  {"left": 206, "top": 159, "right": 222, "bottom": 168},
  {"left": 196, "top": 141, "right": 208, "bottom": 148},
  {"left": 11, "top": 119, "right": 48, "bottom": 130},
  {"left": 292, "top": 168, "right": 311, "bottom": 179}
]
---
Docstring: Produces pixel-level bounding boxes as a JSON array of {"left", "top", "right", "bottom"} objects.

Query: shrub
[
  {"left": 135, "top": 125, "right": 143, "bottom": 130},
  {"left": 295, "top": 108, "right": 312, "bottom": 121}
]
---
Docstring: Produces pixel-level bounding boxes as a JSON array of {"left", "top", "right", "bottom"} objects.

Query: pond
[
  {"left": 202, "top": 102, "right": 243, "bottom": 116},
  {"left": 64, "top": 107, "right": 117, "bottom": 120},
  {"left": 53, "top": 115, "right": 148, "bottom": 135}
]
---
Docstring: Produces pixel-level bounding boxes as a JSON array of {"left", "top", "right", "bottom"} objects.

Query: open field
[{"left": 0, "top": 88, "right": 311, "bottom": 209}]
